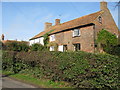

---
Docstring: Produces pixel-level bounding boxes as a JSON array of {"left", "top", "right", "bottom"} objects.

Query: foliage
[
  {"left": 0, "top": 40, "right": 2, "bottom": 50},
  {"left": 2, "top": 51, "right": 120, "bottom": 88},
  {"left": 97, "top": 29, "right": 118, "bottom": 54},
  {"left": 43, "top": 33, "right": 49, "bottom": 48},
  {"left": 30, "top": 43, "right": 47, "bottom": 51},
  {"left": 43, "top": 29, "right": 55, "bottom": 48},
  {"left": 3, "top": 41, "right": 29, "bottom": 52},
  {"left": 47, "top": 42, "right": 58, "bottom": 51},
  {"left": 97, "top": 29, "right": 118, "bottom": 46}
]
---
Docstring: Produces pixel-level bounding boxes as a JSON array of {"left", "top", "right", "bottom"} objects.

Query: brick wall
[{"left": 53, "top": 25, "right": 95, "bottom": 53}]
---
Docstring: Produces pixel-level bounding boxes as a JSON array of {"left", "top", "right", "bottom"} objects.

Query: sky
[{"left": 1, "top": 1, "right": 119, "bottom": 41}]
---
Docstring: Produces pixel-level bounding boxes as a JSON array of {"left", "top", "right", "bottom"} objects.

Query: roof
[{"left": 30, "top": 10, "right": 104, "bottom": 40}]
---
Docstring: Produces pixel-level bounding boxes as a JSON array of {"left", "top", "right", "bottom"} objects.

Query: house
[{"left": 29, "top": 1, "right": 119, "bottom": 53}]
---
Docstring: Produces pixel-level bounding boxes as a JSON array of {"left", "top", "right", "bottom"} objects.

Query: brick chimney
[
  {"left": 44, "top": 22, "right": 52, "bottom": 30},
  {"left": 100, "top": 1, "right": 108, "bottom": 11},
  {"left": 55, "top": 19, "right": 60, "bottom": 25}
]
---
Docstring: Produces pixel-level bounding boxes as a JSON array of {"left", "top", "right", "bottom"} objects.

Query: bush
[
  {"left": 97, "top": 29, "right": 119, "bottom": 56},
  {"left": 0, "top": 41, "right": 2, "bottom": 50},
  {"left": 3, "top": 41, "right": 29, "bottom": 52},
  {"left": 2, "top": 51, "right": 120, "bottom": 88},
  {"left": 30, "top": 43, "right": 47, "bottom": 51}
]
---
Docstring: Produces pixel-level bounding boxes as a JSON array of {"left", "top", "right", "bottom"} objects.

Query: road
[{"left": 1, "top": 75, "right": 38, "bottom": 89}]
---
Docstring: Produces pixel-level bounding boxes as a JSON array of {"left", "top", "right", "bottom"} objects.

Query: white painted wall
[
  {"left": 29, "top": 40, "right": 35, "bottom": 46},
  {"left": 29, "top": 37, "right": 44, "bottom": 46},
  {"left": 39, "top": 37, "right": 44, "bottom": 45},
  {"left": 34, "top": 38, "right": 39, "bottom": 43},
  {"left": 58, "top": 45, "right": 63, "bottom": 52}
]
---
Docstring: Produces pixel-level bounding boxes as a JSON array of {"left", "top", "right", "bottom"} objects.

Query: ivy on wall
[{"left": 43, "top": 29, "right": 55, "bottom": 49}]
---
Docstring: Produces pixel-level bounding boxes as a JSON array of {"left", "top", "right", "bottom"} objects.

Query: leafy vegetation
[
  {"left": 97, "top": 29, "right": 120, "bottom": 56},
  {"left": 30, "top": 43, "right": 47, "bottom": 51},
  {"left": 43, "top": 29, "right": 55, "bottom": 49},
  {"left": 2, "top": 41, "right": 29, "bottom": 52},
  {"left": 47, "top": 42, "right": 58, "bottom": 51},
  {"left": 2, "top": 51, "right": 120, "bottom": 88}
]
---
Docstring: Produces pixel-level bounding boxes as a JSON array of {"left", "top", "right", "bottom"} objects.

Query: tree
[
  {"left": 97, "top": 29, "right": 118, "bottom": 53},
  {"left": 30, "top": 43, "right": 46, "bottom": 51}
]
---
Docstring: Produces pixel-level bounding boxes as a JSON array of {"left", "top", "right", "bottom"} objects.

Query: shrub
[
  {"left": 2, "top": 51, "right": 120, "bottom": 88},
  {"left": 3, "top": 41, "right": 29, "bottom": 52},
  {"left": 97, "top": 29, "right": 119, "bottom": 56},
  {"left": 0, "top": 41, "right": 2, "bottom": 50},
  {"left": 30, "top": 43, "right": 47, "bottom": 51}
]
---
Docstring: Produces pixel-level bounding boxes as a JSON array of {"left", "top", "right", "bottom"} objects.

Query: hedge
[{"left": 2, "top": 51, "right": 120, "bottom": 88}]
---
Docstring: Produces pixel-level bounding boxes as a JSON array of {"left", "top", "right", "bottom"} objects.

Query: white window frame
[
  {"left": 50, "top": 35, "right": 55, "bottom": 42},
  {"left": 73, "top": 29, "right": 80, "bottom": 37}
]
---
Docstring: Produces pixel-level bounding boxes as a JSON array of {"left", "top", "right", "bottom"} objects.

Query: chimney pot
[
  {"left": 55, "top": 19, "right": 60, "bottom": 25},
  {"left": 44, "top": 22, "right": 52, "bottom": 31}
]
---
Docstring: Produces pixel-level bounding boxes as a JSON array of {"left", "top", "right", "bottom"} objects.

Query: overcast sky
[{"left": 1, "top": 1, "right": 119, "bottom": 41}]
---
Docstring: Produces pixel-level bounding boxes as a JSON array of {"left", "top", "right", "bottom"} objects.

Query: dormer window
[
  {"left": 98, "top": 16, "right": 102, "bottom": 23},
  {"left": 73, "top": 29, "right": 80, "bottom": 37},
  {"left": 50, "top": 35, "right": 55, "bottom": 41}
]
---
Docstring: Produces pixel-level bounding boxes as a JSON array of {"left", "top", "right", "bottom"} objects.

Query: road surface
[{"left": 2, "top": 75, "right": 38, "bottom": 89}]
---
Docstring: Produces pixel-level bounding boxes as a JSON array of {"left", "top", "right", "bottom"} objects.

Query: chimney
[
  {"left": 44, "top": 22, "right": 52, "bottom": 30},
  {"left": 1, "top": 34, "right": 4, "bottom": 41},
  {"left": 100, "top": 1, "right": 108, "bottom": 10},
  {"left": 55, "top": 19, "right": 60, "bottom": 25}
]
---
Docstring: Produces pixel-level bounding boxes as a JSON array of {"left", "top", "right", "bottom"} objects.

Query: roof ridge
[{"left": 60, "top": 10, "right": 102, "bottom": 25}]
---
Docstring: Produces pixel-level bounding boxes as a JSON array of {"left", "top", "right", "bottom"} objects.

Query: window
[
  {"left": 63, "top": 45, "right": 67, "bottom": 52},
  {"left": 73, "top": 43, "right": 81, "bottom": 51},
  {"left": 98, "top": 16, "right": 102, "bottom": 23},
  {"left": 50, "top": 46, "right": 54, "bottom": 51},
  {"left": 50, "top": 35, "right": 55, "bottom": 41},
  {"left": 73, "top": 29, "right": 80, "bottom": 37}
]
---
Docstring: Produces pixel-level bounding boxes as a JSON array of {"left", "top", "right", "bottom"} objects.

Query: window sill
[{"left": 72, "top": 36, "right": 80, "bottom": 38}]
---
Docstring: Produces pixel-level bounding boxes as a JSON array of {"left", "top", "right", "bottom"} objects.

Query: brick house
[{"left": 29, "top": 1, "right": 119, "bottom": 53}]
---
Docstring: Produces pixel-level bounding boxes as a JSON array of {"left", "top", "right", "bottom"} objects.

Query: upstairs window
[
  {"left": 50, "top": 35, "right": 55, "bottom": 41},
  {"left": 73, "top": 29, "right": 80, "bottom": 37},
  {"left": 98, "top": 16, "right": 102, "bottom": 23},
  {"left": 73, "top": 43, "right": 81, "bottom": 51}
]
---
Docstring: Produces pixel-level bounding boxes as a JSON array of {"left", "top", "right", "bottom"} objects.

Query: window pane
[
  {"left": 73, "top": 29, "right": 80, "bottom": 36},
  {"left": 73, "top": 43, "right": 80, "bottom": 51}
]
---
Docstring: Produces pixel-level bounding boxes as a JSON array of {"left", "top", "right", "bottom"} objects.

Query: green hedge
[
  {"left": 2, "top": 41, "right": 29, "bottom": 52},
  {"left": 2, "top": 51, "right": 120, "bottom": 88}
]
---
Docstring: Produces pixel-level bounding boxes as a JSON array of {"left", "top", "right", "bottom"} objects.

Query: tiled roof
[{"left": 30, "top": 11, "right": 104, "bottom": 40}]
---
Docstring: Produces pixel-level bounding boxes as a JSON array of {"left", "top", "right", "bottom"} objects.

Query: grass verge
[{"left": 2, "top": 70, "right": 72, "bottom": 88}]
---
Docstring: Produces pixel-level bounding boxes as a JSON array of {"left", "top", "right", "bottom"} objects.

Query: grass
[{"left": 2, "top": 70, "right": 72, "bottom": 88}]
